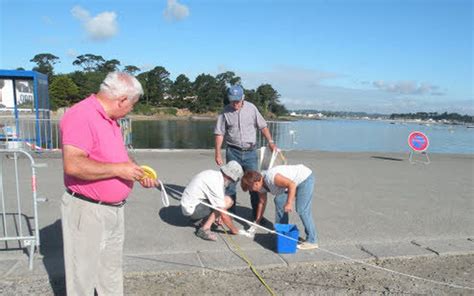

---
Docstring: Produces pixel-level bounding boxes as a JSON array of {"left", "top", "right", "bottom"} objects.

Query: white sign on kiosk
[{"left": 0, "top": 79, "right": 34, "bottom": 109}]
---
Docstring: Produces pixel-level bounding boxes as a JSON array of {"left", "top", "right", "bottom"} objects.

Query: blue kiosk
[{"left": 0, "top": 70, "right": 51, "bottom": 149}]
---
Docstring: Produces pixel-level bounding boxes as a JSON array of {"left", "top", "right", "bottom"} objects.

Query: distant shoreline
[
  {"left": 126, "top": 114, "right": 472, "bottom": 127},
  {"left": 29, "top": 110, "right": 474, "bottom": 126},
  {"left": 127, "top": 114, "right": 216, "bottom": 121}
]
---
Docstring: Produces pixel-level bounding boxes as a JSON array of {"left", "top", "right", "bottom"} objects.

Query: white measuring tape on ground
[{"left": 164, "top": 184, "right": 474, "bottom": 291}]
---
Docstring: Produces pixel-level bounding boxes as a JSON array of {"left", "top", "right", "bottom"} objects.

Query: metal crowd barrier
[
  {"left": 0, "top": 116, "right": 132, "bottom": 151},
  {"left": 257, "top": 121, "right": 297, "bottom": 150},
  {"left": 2, "top": 116, "right": 290, "bottom": 150},
  {"left": 118, "top": 117, "right": 133, "bottom": 147},
  {"left": 0, "top": 116, "right": 60, "bottom": 151},
  {"left": 0, "top": 149, "right": 47, "bottom": 270}
]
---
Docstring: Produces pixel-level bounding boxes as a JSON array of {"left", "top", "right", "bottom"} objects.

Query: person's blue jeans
[
  {"left": 225, "top": 146, "right": 259, "bottom": 218},
  {"left": 274, "top": 174, "right": 318, "bottom": 243}
]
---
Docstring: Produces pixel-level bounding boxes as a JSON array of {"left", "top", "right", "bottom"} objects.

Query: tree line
[
  {"left": 24, "top": 53, "right": 288, "bottom": 116},
  {"left": 390, "top": 112, "right": 473, "bottom": 123}
]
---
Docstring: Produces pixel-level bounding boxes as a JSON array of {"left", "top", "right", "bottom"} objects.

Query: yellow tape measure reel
[{"left": 141, "top": 165, "right": 157, "bottom": 180}]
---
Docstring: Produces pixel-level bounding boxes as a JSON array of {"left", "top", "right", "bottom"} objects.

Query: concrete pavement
[{"left": 0, "top": 150, "right": 473, "bottom": 288}]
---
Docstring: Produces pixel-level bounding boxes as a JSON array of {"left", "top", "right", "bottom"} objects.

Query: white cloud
[
  {"left": 71, "top": 5, "right": 118, "bottom": 41},
  {"left": 240, "top": 65, "right": 339, "bottom": 89},
  {"left": 163, "top": 0, "right": 190, "bottom": 21},
  {"left": 66, "top": 49, "right": 78, "bottom": 58},
  {"left": 71, "top": 6, "right": 89, "bottom": 21},
  {"left": 225, "top": 65, "right": 469, "bottom": 114},
  {"left": 140, "top": 63, "right": 154, "bottom": 71},
  {"left": 372, "top": 80, "right": 443, "bottom": 96}
]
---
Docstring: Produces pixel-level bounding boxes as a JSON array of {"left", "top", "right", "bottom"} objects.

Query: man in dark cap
[{"left": 214, "top": 85, "right": 277, "bottom": 220}]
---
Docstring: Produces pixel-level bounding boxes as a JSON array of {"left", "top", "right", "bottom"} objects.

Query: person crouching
[{"left": 180, "top": 161, "right": 243, "bottom": 241}]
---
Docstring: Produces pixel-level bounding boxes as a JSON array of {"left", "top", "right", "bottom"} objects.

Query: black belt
[
  {"left": 66, "top": 188, "right": 126, "bottom": 207},
  {"left": 227, "top": 144, "right": 256, "bottom": 151}
]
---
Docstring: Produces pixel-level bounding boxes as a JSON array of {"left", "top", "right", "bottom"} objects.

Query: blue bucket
[{"left": 274, "top": 223, "right": 299, "bottom": 254}]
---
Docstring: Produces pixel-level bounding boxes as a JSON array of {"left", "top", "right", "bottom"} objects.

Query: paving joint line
[
  {"left": 411, "top": 240, "right": 440, "bottom": 256},
  {"left": 195, "top": 251, "right": 206, "bottom": 276},
  {"left": 3, "top": 259, "right": 20, "bottom": 278},
  {"left": 275, "top": 253, "right": 290, "bottom": 267},
  {"left": 358, "top": 245, "right": 380, "bottom": 264}
]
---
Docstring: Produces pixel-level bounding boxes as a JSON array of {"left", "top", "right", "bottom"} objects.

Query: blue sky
[{"left": 1, "top": 0, "right": 472, "bottom": 114}]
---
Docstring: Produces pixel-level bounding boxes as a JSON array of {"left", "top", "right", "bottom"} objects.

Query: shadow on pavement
[
  {"left": 0, "top": 213, "right": 35, "bottom": 251},
  {"left": 158, "top": 205, "right": 255, "bottom": 229},
  {"left": 159, "top": 206, "right": 192, "bottom": 227},
  {"left": 39, "top": 219, "right": 65, "bottom": 296},
  {"left": 370, "top": 156, "right": 404, "bottom": 162},
  {"left": 231, "top": 206, "right": 255, "bottom": 228},
  {"left": 254, "top": 233, "right": 275, "bottom": 251},
  {"left": 158, "top": 187, "right": 277, "bottom": 252}
]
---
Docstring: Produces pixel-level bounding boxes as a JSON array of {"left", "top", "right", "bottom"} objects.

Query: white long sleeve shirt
[{"left": 180, "top": 170, "right": 226, "bottom": 216}]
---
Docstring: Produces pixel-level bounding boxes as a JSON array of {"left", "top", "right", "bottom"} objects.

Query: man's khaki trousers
[{"left": 61, "top": 192, "right": 125, "bottom": 296}]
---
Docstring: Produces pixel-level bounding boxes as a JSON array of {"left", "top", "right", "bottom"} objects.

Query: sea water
[{"left": 131, "top": 119, "right": 474, "bottom": 154}]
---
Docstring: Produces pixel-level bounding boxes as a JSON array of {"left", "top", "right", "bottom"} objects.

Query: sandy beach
[{"left": 0, "top": 150, "right": 473, "bottom": 295}]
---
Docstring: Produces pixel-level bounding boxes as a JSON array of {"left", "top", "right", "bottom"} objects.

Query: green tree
[
  {"left": 244, "top": 89, "right": 257, "bottom": 105},
  {"left": 49, "top": 75, "right": 80, "bottom": 110},
  {"left": 169, "top": 74, "right": 193, "bottom": 108},
  {"left": 137, "top": 66, "right": 172, "bottom": 106},
  {"left": 123, "top": 65, "right": 141, "bottom": 75},
  {"left": 69, "top": 71, "right": 106, "bottom": 100},
  {"left": 99, "top": 59, "right": 121, "bottom": 73},
  {"left": 30, "top": 53, "right": 59, "bottom": 79},
  {"left": 191, "top": 74, "right": 222, "bottom": 113},
  {"left": 269, "top": 102, "right": 288, "bottom": 116},
  {"left": 216, "top": 71, "right": 241, "bottom": 85},
  {"left": 73, "top": 54, "right": 105, "bottom": 72},
  {"left": 255, "top": 84, "right": 283, "bottom": 115}
]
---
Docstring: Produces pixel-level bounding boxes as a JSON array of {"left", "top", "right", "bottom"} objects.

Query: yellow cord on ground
[{"left": 221, "top": 227, "right": 276, "bottom": 296}]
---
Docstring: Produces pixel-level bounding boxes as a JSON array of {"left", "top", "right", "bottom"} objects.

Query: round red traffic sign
[{"left": 408, "top": 131, "right": 429, "bottom": 152}]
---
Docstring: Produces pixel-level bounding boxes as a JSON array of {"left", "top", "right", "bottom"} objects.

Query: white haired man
[{"left": 60, "top": 72, "right": 157, "bottom": 295}]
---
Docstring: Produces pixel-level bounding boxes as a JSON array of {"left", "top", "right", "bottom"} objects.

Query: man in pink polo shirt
[{"left": 60, "top": 71, "right": 157, "bottom": 296}]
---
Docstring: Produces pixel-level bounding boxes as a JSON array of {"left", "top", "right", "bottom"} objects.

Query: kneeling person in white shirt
[{"left": 181, "top": 161, "right": 243, "bottom": 241}]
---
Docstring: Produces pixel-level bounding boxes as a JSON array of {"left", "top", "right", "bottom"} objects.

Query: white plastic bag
[
  {"left": 158, "top": 181, "right": 170, "bottom": 207},
  {"left": 258, "top": 147, "right": 287, "bottom": 171}
]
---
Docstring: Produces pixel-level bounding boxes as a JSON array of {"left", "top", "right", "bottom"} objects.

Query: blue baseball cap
[{"left": 227, "top": 85, "right": 244, "bottom": 101}]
